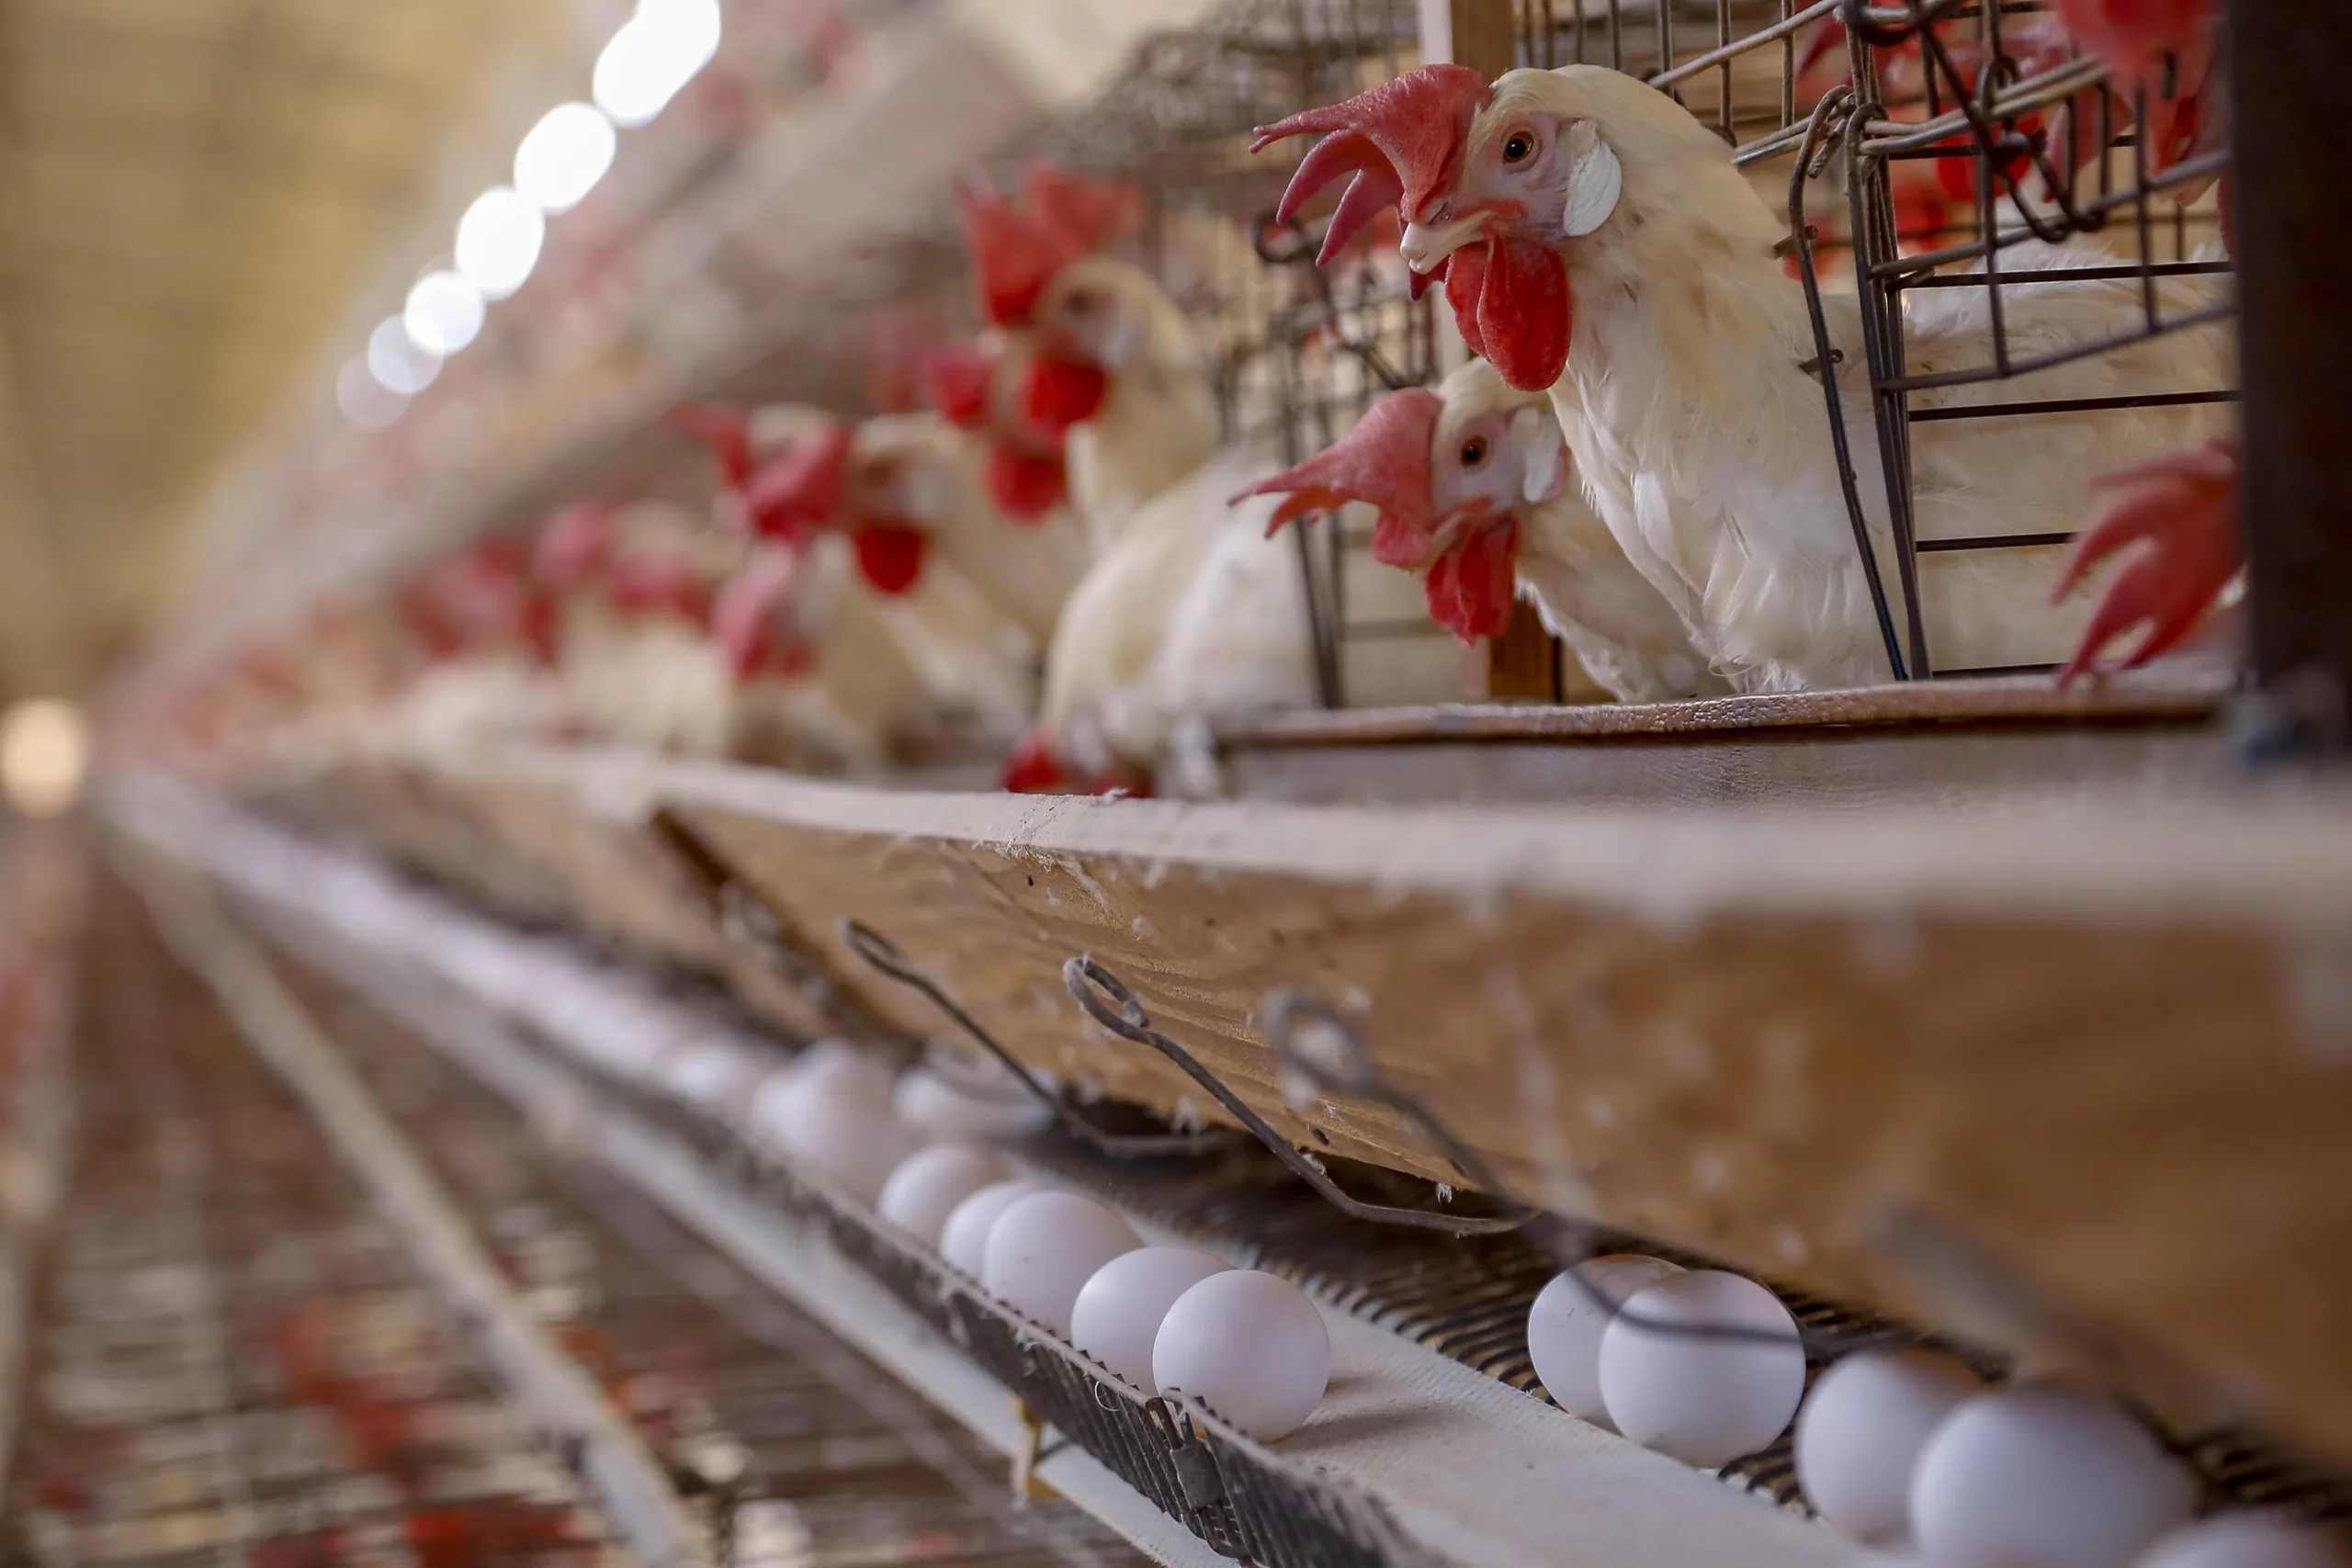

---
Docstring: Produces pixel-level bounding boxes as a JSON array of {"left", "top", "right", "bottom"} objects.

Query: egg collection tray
[
  {"left": 497, "top": 1011, "right": 1436, "bottom": 1568},
  {"left": 24, "top": 869, "right": 1160, "bottom": 1568},
  {"left": 284, "top": 959, "right": 1161, "bottom": 1568}
]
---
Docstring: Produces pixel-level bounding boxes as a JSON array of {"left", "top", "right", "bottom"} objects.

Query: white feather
[
  {"left": 1499, "top": 65, "right": 2233, "bottom": 688},
  {"left": 1043, "top": 447, "right": 1465, "bottom": 782}
]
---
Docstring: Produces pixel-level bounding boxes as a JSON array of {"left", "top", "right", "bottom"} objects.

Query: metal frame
[
  {"left": 1804, "top": 0, "right": 2237, "bottom": 679},
  {"left": 2228, "top": 0, "right": 2352, "bottom": 754}
]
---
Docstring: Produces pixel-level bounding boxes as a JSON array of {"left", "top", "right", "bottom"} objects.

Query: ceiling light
[
  {"left": 515, "top": 101, "right": 618, "bottom": 214},
  {"left": 454, "top": 186, "right": 547, "bottom": 300},
  {"left": 338, "top": 357, "right": 409, "bottom": 428},
  {"left": 367, "top": 319, "right": 442, "bottom": 396},
  {"left": 594, "top": 0, "right": 723, "bottom": 130},
  {"left": 0, "top": 698, "right": 90, "bottom": 818},
  {"left": 404, "top": 270, "right": 486, "bottom": 356}
]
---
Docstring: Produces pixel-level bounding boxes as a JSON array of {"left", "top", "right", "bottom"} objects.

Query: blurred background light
[
  {"left": 514, "top": 102, "right": 618, "bottom": 214},
  {"left": 594, "top": 0, "right": 723, "bottom": 130},
  {"left": 454, "top": 186, "right": 546, "bottom": 299},
  {"left": 0, "top": 698, "right": 90, "bottom": 817},
  {"left": 367, "top": 318, "right": 442, "bottom": 395},
  {"left": 403, "top": 270, "right": 487, "bottom": 356},
  {"left": 337, "top": 357, "right": 410, "bottom": 428}
]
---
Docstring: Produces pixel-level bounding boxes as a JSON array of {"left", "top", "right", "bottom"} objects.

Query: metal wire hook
[
  {"left": 1066, "top": 958, "right": 1526, "bottom": 1236},
  {"left": 839, "top": 919, "right": 1217, "bottom": 1158},
  {"left": 1259, "top": 986, "right": 1915, "bottom": 1358},
  {"left": 1250, "top": 212, "right": 1418, "bottom": 394},
  {"left": 1788, "top": 86, "right": 1911, "bottom": 682}
]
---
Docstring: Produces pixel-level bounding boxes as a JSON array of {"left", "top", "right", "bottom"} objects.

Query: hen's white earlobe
[
  {"left": 1560, "top": 126, "right": 1622, "bottom": 239},
  {"left": 1510, "top": 407, "right": 1566, "bottom": 502}
]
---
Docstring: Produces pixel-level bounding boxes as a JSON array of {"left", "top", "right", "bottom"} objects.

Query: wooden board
[
  {"left": 397, "top": 761, "right": 845, "bottom": 1043},
  {"left": 1221, "top": 671, "right": 2230, "bottom": 748},
  {"left": 1214, "top": 674, "right": 2239, "bottom": 809},
  {"left": 289, "top": 725, "right": 2352, "bottom": 1466},
  {"left": 457, "top": 746, "right": 2352, "bottom": 1470},
  {"left": 1217, "top": 726, "right": 2237, "bottom": 809}
]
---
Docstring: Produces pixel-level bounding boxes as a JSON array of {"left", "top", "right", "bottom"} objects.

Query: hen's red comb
[
  {"left": 986, "top": 447, "right": 1068, "bottom": 519},
  {"left": 1233, "top": 388, "right": 1442, "bottom": 568},
  {"left": 735, "top": 421, "right": 854, "bottom": 544},
  {"left": 922, "top": 342, "right": 997, "bottom": 427},
  {"left": 956, "top": 184, "right": 1086, "bottom": 327},
  {"left": 1251, "top": 66, "right": 1492, "bottom": 262},
  {"left": 711, "top": 548, "right": 815, "bottom": 682},
  {"left": 662, "top": 402, "right": 754, "bottom": 489},
  {"left": 1020, "top": 355, "right": 1110, "bottom": 436},
  {"left": 1022, "top": 164, "right": 1144, "bottom": 252},
  {"left": 1001, "top": 725, "right": 1067, "bottom": 793},
  {"left": 2053, "top": 0, "right": 2213, "bottom": 81},
  {"left": 535, "top": 502, "right": 616, "bottom": 590},
  {"left": 605, "top": 549, "right": 714, "bottom": 627}
]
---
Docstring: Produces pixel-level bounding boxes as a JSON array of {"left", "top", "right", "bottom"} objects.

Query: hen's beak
[{"left": 1401, "top": 212, "right": 1487, "bottom": 274}]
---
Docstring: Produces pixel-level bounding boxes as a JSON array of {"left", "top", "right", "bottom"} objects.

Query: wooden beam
[
  {"left": 1430, "top": 1, "right": 1573, "bottom": 701},
  {"left": 2231, "top": 0, "right": 2352, "bottom": 752},
  {"left": 342, "top": 743, "right": 2352, "bottom": 1468},
  {"left": 1447, "top": 0, "right": 1517, "bottom": 75}
]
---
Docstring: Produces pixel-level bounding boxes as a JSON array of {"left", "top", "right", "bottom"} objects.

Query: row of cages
[
  {"left": 156, "top": 0, "right": 2240, "bottom": 764},
  {"left": 680, "top": 0, "right": 2234, "bottom": 717},
  {"left": 978, "top": 0, "right": 2236, "bottom": 694}
]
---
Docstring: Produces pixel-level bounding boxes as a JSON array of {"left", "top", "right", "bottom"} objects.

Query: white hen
[
  {"left": 1242, "top": 358, "right": 1727, "bottom": 703},
  {"left": 840, "top": 412, "right": 1091, "bottom": 650},
  {"left": 1026, "top": 446, "right": 1467, "bottom": 792},
  {"left": 1256, "top": 63, "right": 2233, "bottom": 689}
]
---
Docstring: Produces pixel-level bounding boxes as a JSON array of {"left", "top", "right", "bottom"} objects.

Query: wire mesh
[
  {"left": 1517, "top": 0, "right": 2236, "bottom": 683},
  {"left": 1816, "top": 0, "right": 2235, "bottom": 678},
  {"left": 1003, "top": 0, "right": 1455, "bottom": 708}
]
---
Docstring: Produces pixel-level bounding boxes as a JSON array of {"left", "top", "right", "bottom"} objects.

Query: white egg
[
  {"left": 1794, "top": 1348, "right": 1984, "bottom": 1541},
  {"left": 1909, "top": 1384, "right": 2197, "bottom": 1568},
  {"left": 789, "top": 1038, "right": 896, "bottom": 1099},
  {"left": 893, "top": 1061, "right": 1056, "bottom": 1142},
  {"left": 876, "top": 1145, "right": 1010, "bottom": 1247},
  {"left": 746, "top": 1064, "right": 920, "bottom": 1208},
  {"left": 1071, "top": 1247, "right": 1232, "bottom": 1392},
  {"left": 1526, "top": 1254, "right": 1685, "bottom": 1427},
  {"left": 1152, "top": 1269, "right": 1329, "bottom": 1443},
  {"left": 653, "top": 1034, "right": 771, "bottom": 1111},
  {"left": 1596, "top": 1269, "right": 1806, "bottom": 1468},
  {"left": 2135, "top": 1515, "right": 2348, "bottom": 1568},
  {"left": 938, "top": 1179, "right": 1046, "bottom": 1276},
  {"left": 981, "top": 1192, "right": 1142, "bottom": 1336}
]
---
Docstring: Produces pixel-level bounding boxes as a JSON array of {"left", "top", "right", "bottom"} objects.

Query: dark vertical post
[{"left": 2232, "top": 0, "right": 2352, "bottom": 753}]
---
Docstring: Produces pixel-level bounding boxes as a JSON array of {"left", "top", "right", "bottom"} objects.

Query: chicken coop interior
[{"left": 0, "top": 0, "right": 2346, "bottom": 1563}]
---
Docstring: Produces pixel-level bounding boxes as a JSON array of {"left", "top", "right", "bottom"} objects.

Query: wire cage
[
  {"left": 1002, "top": 0, "right": 2239, "bottom": 705},
  {"left": 1805, "top": 0, "right": 2238, "bottom": 680},
  {"left": 720, "top": 0, "right": 2236, "bottom": 716},
  {"left": 1503, "top": 0, "right": 2237, "bottom": 682},
  {"left": 995, "top": 0, "right": 1462, "bottom": 710}
]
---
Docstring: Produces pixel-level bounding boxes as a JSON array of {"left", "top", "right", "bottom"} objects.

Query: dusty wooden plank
[
  {"left": 1220, "top": 671, "right": 2229, "bottom": 749},
  {"left": 1216, "top": 726, "right": 2236, "bottom": 810},
  {"left": 394, "top": 746, "right": 2352, "bottom": 1465},
  {"left": 603, "top": 751, "right": 2352, "bottom": 1465}
]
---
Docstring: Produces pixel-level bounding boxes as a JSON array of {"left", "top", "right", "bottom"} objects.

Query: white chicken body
[
  {"left": 1499, "top": 67, "right": 2231, "bottom": 687},
  {"left": 849, "top": 413, "right": 1091, "bottom": 649},
  {"left": 1432, "top": 360, "right": 1729, "bottom": 702},
  {"left": 1044, "top": 446, "right": 1464, "bottom": 783},
  {"left": 1033, "top": 256, "right": 1223, "bottom": 553}
]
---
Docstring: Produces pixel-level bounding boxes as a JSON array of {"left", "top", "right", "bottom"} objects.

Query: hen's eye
[
  {"left": 1502, "top": 131, "right": 1533, "bottom": 164},
  {"left": 1460, "top": 437, "right": 1487, "bottom": 467}
]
